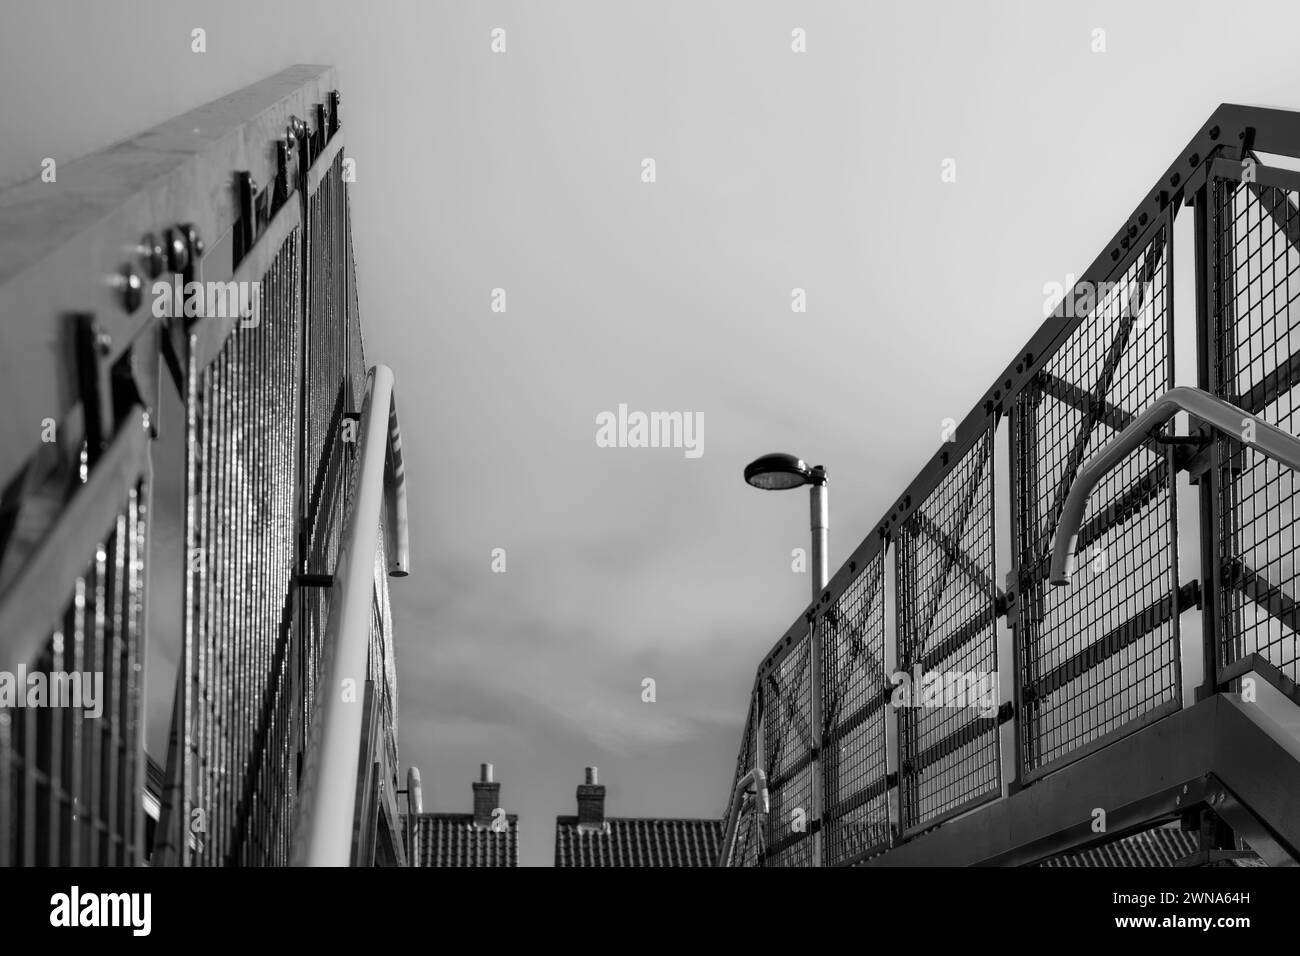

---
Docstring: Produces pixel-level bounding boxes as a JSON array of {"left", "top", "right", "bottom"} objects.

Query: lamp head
[{"left": 744, "top": 452, "right": 813, "bottom": 490}]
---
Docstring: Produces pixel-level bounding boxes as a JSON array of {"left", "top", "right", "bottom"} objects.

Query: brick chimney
[
  {"left": 472, "top": 763, "right": 500, "bottom": 828},
  {"left": 576, "top": 766, "right": 606, "bottom": 830}
]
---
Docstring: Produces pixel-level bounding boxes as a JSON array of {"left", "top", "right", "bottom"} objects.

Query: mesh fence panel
[
  {"left": 183, "top": 229, "right": 302, "bottom": 865},
  {"left": 822, "top": 550, "right": 890, "bottom": 863},
  {"left": 1013, "top": 229, "right": 1179, "bottom": 777},
  {"left": 896, "top": 429, "right": 999, "bottom": 832},
  {"left": 1213, "top": 176, "right": 1300, "bottom": 683},
  {"left": 305, "top": 153, "right": 352, "bottom": 580},
  {"left": 298, "top": 156, "right": 353, "bottom": 774},
  {"left": 762, "top": 633, "right": 814, "bottom": 866},
  {"left": 346, "top": 200, "right": 368, "bottom": 406},
  {"left": 0, "top": 486, "right": 147, "bottom": 866}
]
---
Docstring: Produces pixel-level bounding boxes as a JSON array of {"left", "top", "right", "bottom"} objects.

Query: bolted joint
[
  {"left": 328, "top": 89, "right": 342, "bottom": 133},
  {"left": 93, "top": 326, "right": 113, "bottom": 355},
  {"left": 182, "top": 223, "right": 204, "bottom": 259}
]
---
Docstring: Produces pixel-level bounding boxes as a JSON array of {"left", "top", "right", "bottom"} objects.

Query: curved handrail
[
  {"left": 1050, "top": 386, "right": 1300, "bottom": 586},
  {"left": 717, "top": 768, "right": 769, "bottom": 867},
  {"left": 292, "top": 364, "right": 409, "bottom": 865}
]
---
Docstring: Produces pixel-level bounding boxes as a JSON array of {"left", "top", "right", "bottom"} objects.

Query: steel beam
[{"left": 864, "top": 693, "right": 1300, "bottom": 866}]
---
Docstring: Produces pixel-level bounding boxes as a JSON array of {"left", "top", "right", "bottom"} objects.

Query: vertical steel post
[
  {"left": 1194, "top": 182, "right": 1224, "bottom": 700},
  {"left": 808, "top": 466, "right": 828, "bottom": 866}
]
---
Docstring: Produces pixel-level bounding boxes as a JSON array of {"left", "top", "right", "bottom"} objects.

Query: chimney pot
[
  {"left": 585, "top": 766, "right": 597, "bottom": 785},
  {"left": 481, "top": 763, "right": 494, "bottom": 783}
]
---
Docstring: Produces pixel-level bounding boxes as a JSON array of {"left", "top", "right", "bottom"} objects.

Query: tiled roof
[
  {"left": 1040, "top": 824, "right": 1200, "bottom": 867},
  {"left": 406, "top": 812, "right": 519, "bottom": 867},
  {"left": 554, "top": 816, "right": 722, "bottom": 867}
]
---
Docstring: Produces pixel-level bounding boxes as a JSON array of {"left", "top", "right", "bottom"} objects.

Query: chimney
[
  {"left": 472, "top": 763, "right": 500, "bottom": 828},
  {"left": 576, "top": 766, "right": 606, "bottom": 830}
]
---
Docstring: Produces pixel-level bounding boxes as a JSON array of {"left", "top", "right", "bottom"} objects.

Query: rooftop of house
[
  {"left": 404, "top": 763, "right": 519, "bottom": 867},
  {"left": 552, "top": 767, "right": 722, "bottom": 867}
]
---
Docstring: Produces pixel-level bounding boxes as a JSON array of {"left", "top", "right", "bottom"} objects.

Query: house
[
  {"left": 553, "top": 767, "right": 721, "bottom": 867},
  {"left": 405, "top": 764, "right": 518, "bottom": 867}
]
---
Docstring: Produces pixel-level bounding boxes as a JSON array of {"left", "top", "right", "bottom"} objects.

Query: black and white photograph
[{"left": 0, "top": 0, "right": 1296, "bottom": 937}]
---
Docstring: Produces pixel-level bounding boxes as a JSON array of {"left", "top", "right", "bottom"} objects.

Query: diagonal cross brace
[
  {"left": 911, "top": 436, "right": 993, "bottom": 660},
  {"left": 822, "top": 559, "right": 887, "bottom": 735},
  {"left": 1039, "top": 237, "right": 1165, "bottom": 556}
]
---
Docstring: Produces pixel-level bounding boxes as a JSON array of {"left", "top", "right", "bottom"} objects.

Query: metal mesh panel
[
  {"left": 0, "top": 485, "right": 147, "bottom": 866},
  {"left": 1013, "top": 229, "right": 1179, "bottom": 777},
  {"left": 762, "top": 634, "right": 814, "bottom": 866},
  {"left": 346, "top": 199, "right": 368, "bottom": 405},
  {"left": 1213, "top": 176, "right": 1300, "bottom": 682},
  {"left": 822, "top": 550, "right": 889, "bottom": 863},
  {"left": 297, "top": 158, "right": 354, "bottom": 798},
  {"left": 182, "top": 228, "right": 302, "bottom": 865},
  {"left": 896, "top": 429, "right": 999, "bottom": 832},
  {"left": 305, "top": 153, "right": 353, "bottom": 577}
]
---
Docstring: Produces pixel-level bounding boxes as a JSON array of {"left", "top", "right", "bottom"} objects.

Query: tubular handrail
[
  {"left": 292, "top": 364, "right": 408, "bottom": 866},
  {"left": 1050, "top": 386, "right": 1300, "bottom": 585},
  {"left": 717, "top": 767, "right": 769, "bottom": 867}
]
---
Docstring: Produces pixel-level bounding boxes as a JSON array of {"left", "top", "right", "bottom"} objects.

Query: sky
[{"left": 5, "top": 0, "right": 1300, "bottom": 866}]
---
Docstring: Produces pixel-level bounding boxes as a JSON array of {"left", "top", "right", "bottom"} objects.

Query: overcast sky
[{"left": 5, "top": 0, "right": 1300, "bottom": 866}]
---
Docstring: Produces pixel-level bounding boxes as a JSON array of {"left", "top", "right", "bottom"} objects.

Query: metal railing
[
  {"left": 0, "top": 66, "right": 411, "bottom": 866},
  {"left": 293, "top": 364, "right": 407, "bottom": 866},
  {"left": 721, "top": 103, "right": 1300, "bottom": 867}
]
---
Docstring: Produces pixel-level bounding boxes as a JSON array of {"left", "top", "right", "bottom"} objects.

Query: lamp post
[{"left": 744, "top": 452, "right": 828, "bottom": 867}]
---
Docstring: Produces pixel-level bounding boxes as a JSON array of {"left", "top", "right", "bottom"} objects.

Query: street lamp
[
  {"left": 743, "top": 453, "right": 829, "bottom": 599},
  {"left": 743, "top": 451, "right": 828, "bottom": 867}
]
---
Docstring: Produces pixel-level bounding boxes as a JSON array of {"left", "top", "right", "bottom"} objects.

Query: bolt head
[
  {"left": 139, "top": 232, "right": 164, "bottom": 279},
  {"left": 166, "top": 228, "right": 189, "bottom": 273},
  {"left": 118, "top": 267, "right": 143, "bottom": 313}
]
